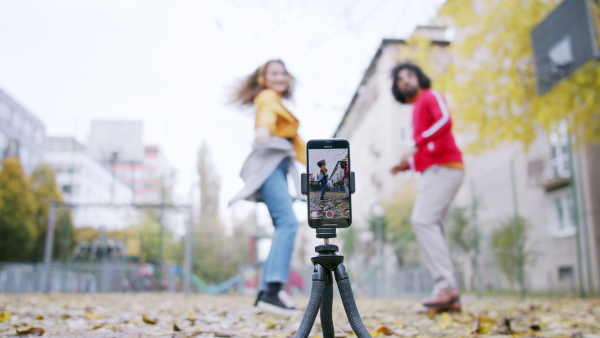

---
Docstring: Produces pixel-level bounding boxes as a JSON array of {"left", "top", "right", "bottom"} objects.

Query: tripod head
[{"left": 316, "top": 227, "right": 336, "bottom": 244}]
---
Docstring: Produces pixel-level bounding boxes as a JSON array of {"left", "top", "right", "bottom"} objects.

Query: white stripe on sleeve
[{"left": 421, "top": 90, "right": 450, "bottom": 139}]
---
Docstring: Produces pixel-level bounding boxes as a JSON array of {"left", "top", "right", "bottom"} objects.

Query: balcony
[{"left": 527, "top": 156, "right": 571, "bottom": 191}]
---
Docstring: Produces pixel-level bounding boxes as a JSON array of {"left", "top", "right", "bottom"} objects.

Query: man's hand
[
  {"left": 390, "top": 160, "right": 409, "bottom": 175},
  {"left": 254, "top": 126, "right": 271, "bottom": 144},
  {"left": 390, "top": 147, "right": 417, "bottom": 175}
]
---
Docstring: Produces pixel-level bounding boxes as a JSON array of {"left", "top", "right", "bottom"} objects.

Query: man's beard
[{"left": 402, "top": 87, "right": 418, "bottom": 98}]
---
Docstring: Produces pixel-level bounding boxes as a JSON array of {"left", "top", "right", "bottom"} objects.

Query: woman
[
  {"left": 316, "top": 159, "right": 328, "bottom": 201},
  {"left": 228, "top": 59, "right": 305, "bottom": 316}
]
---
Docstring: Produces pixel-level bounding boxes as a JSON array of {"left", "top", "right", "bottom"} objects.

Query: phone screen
[{"left": 307, "top": 139, "right": 351, "bottom": 228}]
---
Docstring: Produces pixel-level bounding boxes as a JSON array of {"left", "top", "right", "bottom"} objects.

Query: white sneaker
[
  {"left": 256, "top": 290, "right": 301, "bottom": 316},
  {"left": 278, "top": 290, "right": 295, "bottom": 309}
]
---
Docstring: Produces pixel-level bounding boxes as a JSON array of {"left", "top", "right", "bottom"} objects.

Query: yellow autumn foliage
[{"left": 403, "top": 0, "right": 599, "bottom": 152}]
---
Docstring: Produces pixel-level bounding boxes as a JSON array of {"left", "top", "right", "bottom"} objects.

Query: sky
[{"left": 0, "top": 0, "right": 446, "bottom": 230}]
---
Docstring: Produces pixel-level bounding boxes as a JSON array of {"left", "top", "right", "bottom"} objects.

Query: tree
[
  {"left": 435, "top": 0, "right": 600, "bottom": 151},
  {"left": 129, "top": 211, "right": 183, "bottom": 265},
  {"left": 490, "top": 216, "right": 536, "bottom": 291},
  {"left": 381, "top": 188, "right": 419, "bottom": 267},
  {"left": 195, "top": 140, "right": 239, "bottom": 284},
  {"left": 28, "top": 164, "right": 73, "bottom": 262},
  {"left": 0, "top": 157, "right": 36, "bottom": 262},
  {"left": 447, "top": 206, "right": 478, "bottom": 290}
]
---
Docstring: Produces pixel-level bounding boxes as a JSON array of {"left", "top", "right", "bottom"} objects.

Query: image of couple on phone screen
[{"left": 308, "top": 148, "right": 350, "bottom": 220}]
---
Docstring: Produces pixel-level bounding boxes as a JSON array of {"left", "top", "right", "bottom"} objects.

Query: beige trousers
[{"left": 411, "top": 165, "right": 464, "bottom": 291}]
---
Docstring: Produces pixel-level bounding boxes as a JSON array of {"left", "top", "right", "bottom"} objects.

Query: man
[
  {"left": 341, "top": 160, "right": 350, "bottom": 199},
  {"left": 389, "top": 63, "right": 464, "bottom": 313}
]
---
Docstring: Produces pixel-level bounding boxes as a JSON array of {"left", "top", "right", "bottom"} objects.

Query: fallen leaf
[
  {"left": 440, "top": 312, "right": 452, "bottom": 328},
  {"left": 174, "top": 323, "right": 182, "bottom": 331},
  {"left": 497, "top": 316, "right": 513, "bottom": 334},
  {"left": 530, "top": 323, "right": 541, "bottom": 331},
  {"left": 472, "top": 317, "right": 491, "bottom": 334},
  {"left": 0, "top": 311, "right": 10, "bottom": 322},
  {"left": 34, "top": 315, "right": 43, "bottom": 320},
  {"left": 92, "top": 323, "right": 105, "bottom": 330},
  {"left": 61, "top": 314, "right": 70, "bottom": 319},
  {"left": 479, "top": 315, "right": 496, "bottom": 324},
  {"left": 16, "top": 327, "right": 45, "bottom": 336},
  {"left": 85, "top": 312, "right": 103, "bottom": 319},
  {"left": 142, "top": 315, "right": 157, "bottom": 325},
  {"left": 371, "top": 326, "right": 393, "bottom": 336}
]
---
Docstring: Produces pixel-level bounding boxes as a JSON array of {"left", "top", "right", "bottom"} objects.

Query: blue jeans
[
  {"left": 259, "top": 157, "right": 298, "bottom": 290},
  {"left": 320, "top": 178, "right": 327, "bottom": 198}
]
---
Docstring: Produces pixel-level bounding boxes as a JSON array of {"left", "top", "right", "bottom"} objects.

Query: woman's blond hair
[{"left": 231, "top": 59, "right": 295, "bottom": 105}]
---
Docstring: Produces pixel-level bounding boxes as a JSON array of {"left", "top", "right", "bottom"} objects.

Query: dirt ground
[{"left": 0, "top": 293, "right": 599, "bottom": 337}]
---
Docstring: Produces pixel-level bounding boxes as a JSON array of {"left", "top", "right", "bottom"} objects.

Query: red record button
[{"left": 325, "top": 210, "right": 334, "bottom": 218}]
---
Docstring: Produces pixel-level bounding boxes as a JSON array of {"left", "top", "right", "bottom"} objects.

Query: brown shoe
[
  {"left": 418, "top": 300, "right": 462, "bottom": 314},
  {"left": 422, "top": 287, "right": 461, "bottom": 311}
]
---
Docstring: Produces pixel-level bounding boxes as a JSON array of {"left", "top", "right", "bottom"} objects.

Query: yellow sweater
[{"left": 254, "top": 89, "right": 306, "bottom": 164}]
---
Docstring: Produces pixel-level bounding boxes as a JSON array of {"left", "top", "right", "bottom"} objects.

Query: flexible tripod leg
[
  {"left": 334, "top": 263, "right": 371, "bottom": 338},
  {"left": 295, "top": 265, "right": 326, "bottom": 338},
  {"left": 320, "top": 271, "right": 335, "bottom": 338}
]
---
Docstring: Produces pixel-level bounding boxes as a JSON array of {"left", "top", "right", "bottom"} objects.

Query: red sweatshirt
[{"left": 409, "top": 89, "right": 463, "bottom": 172}]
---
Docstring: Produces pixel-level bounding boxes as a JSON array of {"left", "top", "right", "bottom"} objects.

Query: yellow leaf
[
  {"left": 142, "top": 315, "right": 157, "bottom": 325},
  {"left": 16, "top": 327, "right": 45, "bottom": 336},
  {"left": 371, "top": 326, "right": 394, "bottom": 336},
  {"left": 427, "top": 310, "right": 436, "bottom": 319},
  {"left": 479, "top": 315, "right": 496, "bottom": 324},
  {"left": 440, "top": 312, "right": 453, "bottom": 327},
  {"left": 85, "top": 313, "right": 103, "bottom": 319},
  {"left": 92, "top": 323, "right": 105, "bottom": 330},
  {"left": 0, "top": 312, "right": 10, "bottom": 322}
]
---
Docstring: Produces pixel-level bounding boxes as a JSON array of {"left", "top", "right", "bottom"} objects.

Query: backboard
[{"left": 531, "top": 0, "right": 599, "bottom": 95}]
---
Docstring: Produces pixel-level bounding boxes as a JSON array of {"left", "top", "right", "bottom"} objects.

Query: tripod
[{"left": 294, "top": 227, "right": 371, "bottom": 338}]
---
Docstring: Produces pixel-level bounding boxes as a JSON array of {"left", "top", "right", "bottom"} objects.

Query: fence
[{"left": 0, "top": 262, "right": 181, "bottom": 293}]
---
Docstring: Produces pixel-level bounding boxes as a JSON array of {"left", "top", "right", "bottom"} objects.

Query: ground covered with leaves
[{"left": 0, "top": 293, "right": 598, "bottom": 337}]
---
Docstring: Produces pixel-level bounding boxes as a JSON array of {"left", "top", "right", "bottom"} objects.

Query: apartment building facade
[
  {"left": 333, "top": 26, "right": 599, "bottom": 293},
  {"left": 0, "top": 87, "right": 45, "bottom": 174},
  {"left": 45, "top": 137, "right": 137, "bottom": 230}
]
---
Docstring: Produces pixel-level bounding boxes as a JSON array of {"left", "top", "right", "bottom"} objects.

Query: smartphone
[{"left": 306, "top": 139, "right": 352, "bottom": 228}]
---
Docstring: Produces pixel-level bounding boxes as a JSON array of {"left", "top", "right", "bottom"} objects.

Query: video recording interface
[{"left": 308, "top": 145, "right": 351, "bottom": 227}]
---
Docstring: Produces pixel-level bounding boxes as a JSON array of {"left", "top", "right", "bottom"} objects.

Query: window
[
  {"left": 0, "top": 131, "right": 7, "bottom": 155},
  {"left": 63, "top": 185, "right": 72, "bottom": 194},
  {"left": 549, "top": 120, "right": 570, "bottom": 178},
  {"left": 22, "top": 119, "right": 33, "bottom": 139},
  {"left": 548, "top": 188, "right": 576, "bottom": 237},
  {"left": 11, "top": 111, "right": 22, "bottom": 131},
  {"left": 0, "top": 101, "right": 10, "bottom": 121},
  {"left": 558, "top": 266, "right": 573, "bottom": 281},
  {"left": 556, "top": 194, "right": 574, "bottom": 231}
]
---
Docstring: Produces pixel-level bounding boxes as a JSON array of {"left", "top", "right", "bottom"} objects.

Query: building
[
  {"left": 333, "top": 25, "right": 600, "bottom": 293},
  {"left": 334, "top": 27, "right": 451, "bottom": 231},
  {"left": 0, "top": 87, "right": 45, "bottom": 174},
  {"left": 45, "top": 137, "right": 137, "bottom": 230},
  {"left": 87, "top": 121, "right": 171, "bottom": 205}
]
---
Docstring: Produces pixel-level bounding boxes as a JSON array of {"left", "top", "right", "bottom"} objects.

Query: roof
[{"left": 332, "top": 37, "right": 450, "bottom": 138}]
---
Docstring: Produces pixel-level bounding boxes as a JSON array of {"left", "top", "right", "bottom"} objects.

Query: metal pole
[
  {"left": 470, "top": 181, "right": 482, "bottom": 298},
  {"left": 42, "top": 202, "right": 56, "bottom": 293},
  {"left": 183, "top": 208, "right": 193, "bottom": 295},
  {"left": 567, "top": 132, "right": 586, "bottom": 298},
  {"left": 157, "top": 178, "right": 165, "bottom": 291},
  {"left": 510, "top": 160, "right": 525, "bottom": 298}
]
